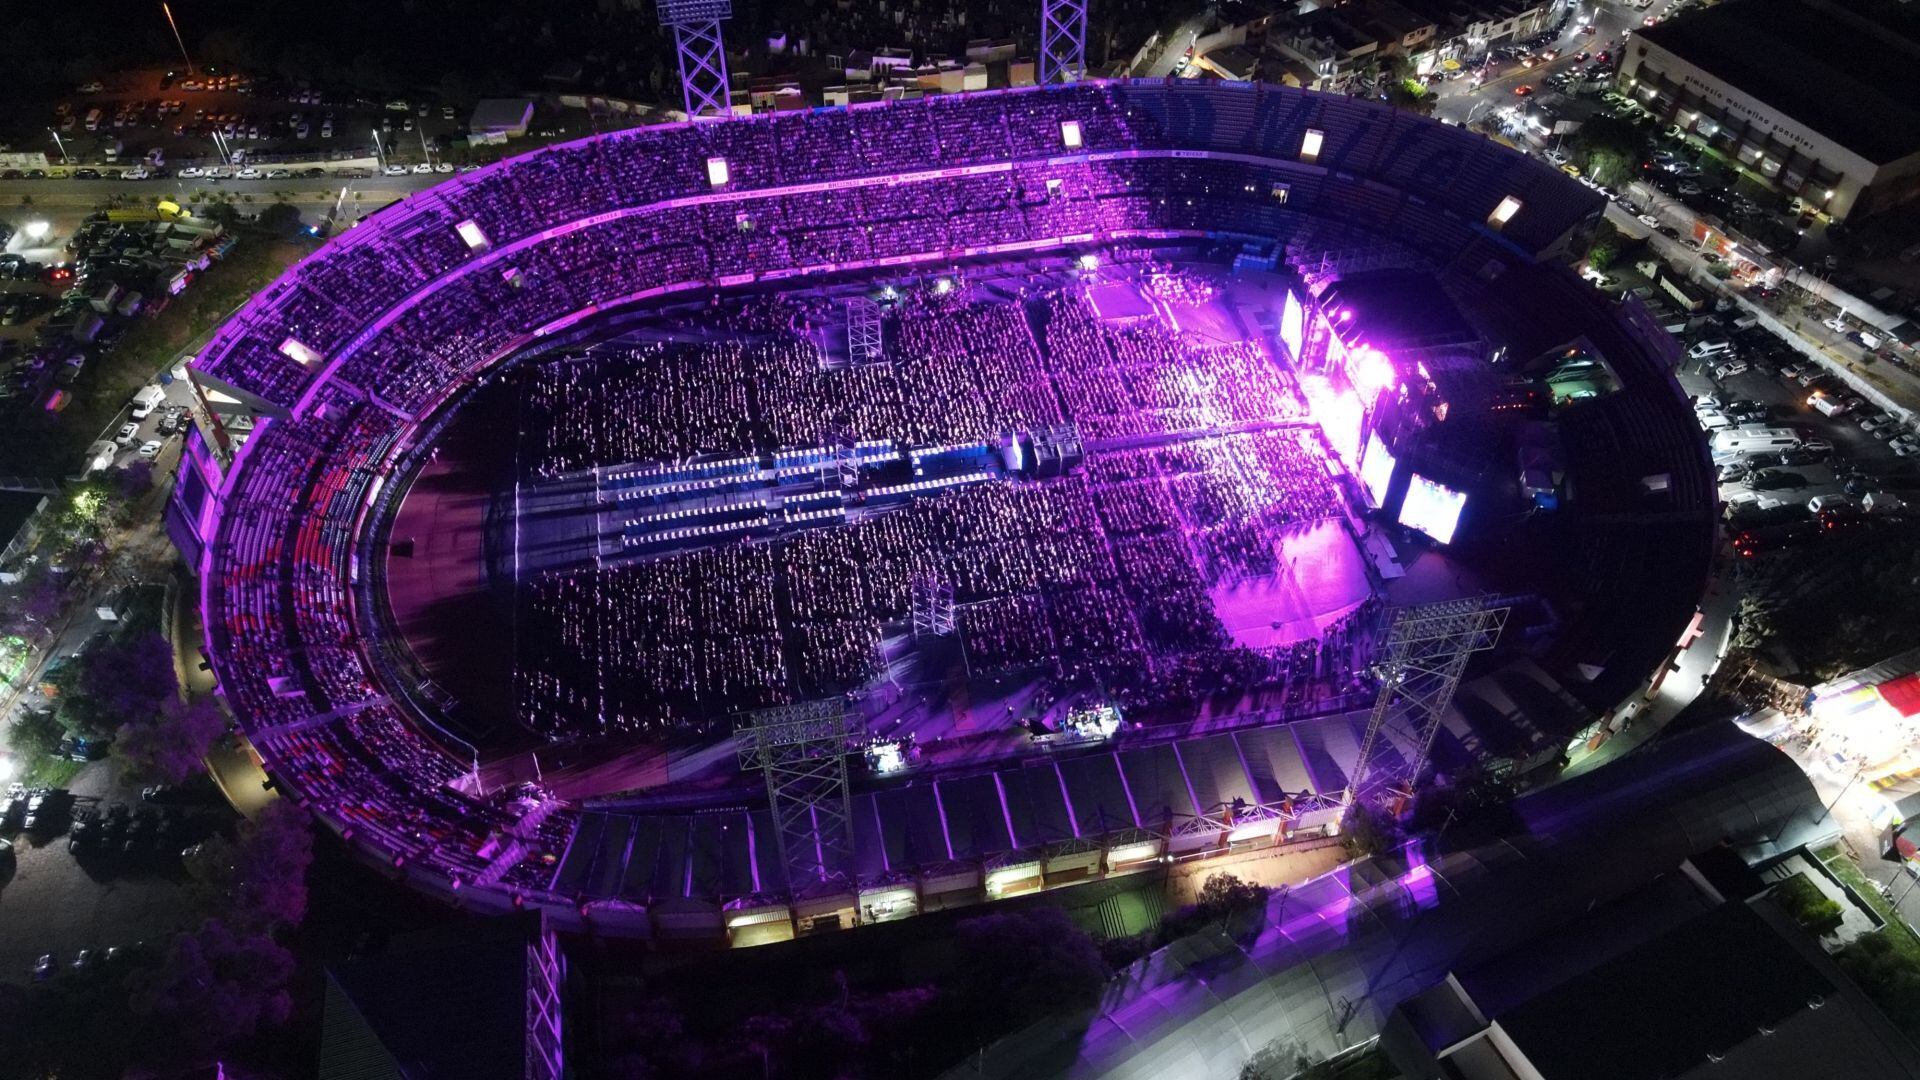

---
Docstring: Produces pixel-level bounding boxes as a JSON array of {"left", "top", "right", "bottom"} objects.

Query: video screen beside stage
[
  {"left": 1360, "top": 432, "right": 1397, "bottom": 509},
  {"left": 1399, "top": 473, "right": 1467, "bottom": 545},
  {"left": 1281, "top": 289, "right": 1305, "bottom": 363}
]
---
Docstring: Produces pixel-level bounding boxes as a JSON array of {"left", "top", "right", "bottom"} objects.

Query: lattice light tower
[
  {"left": 1346, "top": 598, "right": 1508, "bottom": 808},
  {"left": 735, "top": 699, "right": 863, "bottom": 895},
  {"left": 659, "top": 0, "right": 734, "bottom": 121},
  {"left": 847, "top": 297, "right": 886, "bottom": 365},
  {"left": 910, "top": 573, "right": 957, "bottom": 639},
  {"left": 1039, "top": 0, "right": 1089, "bottom": 84}
]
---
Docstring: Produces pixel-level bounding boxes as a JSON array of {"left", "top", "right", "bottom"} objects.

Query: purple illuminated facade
[{"left": 180, "top": 80, "right": 1712, "bottom": 936}]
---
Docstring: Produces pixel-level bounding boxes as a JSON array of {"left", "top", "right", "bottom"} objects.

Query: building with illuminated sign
[{"left": 1618, "top": 0, "right": 1920, "bottom": 222}]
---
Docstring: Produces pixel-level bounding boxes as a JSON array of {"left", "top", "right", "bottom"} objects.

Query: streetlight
[
  {"left": 48, "top": 129, "right": 69, "bottom": 164},
  {"left": 372, "top": 129, "right": 385, "bottom": 170}
]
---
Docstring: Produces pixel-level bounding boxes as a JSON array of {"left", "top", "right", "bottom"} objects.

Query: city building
[
  {"left": 1398, "top": 0, "right": 1557, "bottom": 61},
  {"left": 1619, "top": 0, "right": 1920, "bottom": 222}
]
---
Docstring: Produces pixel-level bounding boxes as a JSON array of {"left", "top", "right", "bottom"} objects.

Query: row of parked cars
[
  {"left": 1, "top": 785, "right": 72, "bottom": 836},
  {"left": 1685, "top": 325, "right": 1918, "bottom": 556}
]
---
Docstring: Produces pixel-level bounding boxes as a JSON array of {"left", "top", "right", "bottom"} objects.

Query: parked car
[{"left": 137, "top": 439, "right": 163, "bottom": 459}]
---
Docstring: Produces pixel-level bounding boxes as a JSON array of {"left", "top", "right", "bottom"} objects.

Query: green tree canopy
[
  {"left": 116, "top": 695, "right": 227, "bottom": 784},
  {"left": 1569, "top": 113, "right": 1650, "bottom": 187},
  {"left": 51, "top": 631, "right": 177, "bottom": 738}
]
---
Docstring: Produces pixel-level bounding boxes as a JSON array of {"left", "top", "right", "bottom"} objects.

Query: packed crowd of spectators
[
  {"left": 207, "top": 386, "right": 575, "bottom": 900},
  {"left": 506, "top": 282, "right": 1362, "bottom": 738},
  {"left": 195, "top": 82, "right": 1595, "bottom": 905},
  {"left": 195, "top": 82, "right": 1581, "bottom": 416}
]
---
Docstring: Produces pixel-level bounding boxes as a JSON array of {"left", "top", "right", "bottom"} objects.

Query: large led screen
[
  {"left": 1399, "top": 473, "right": 1468, "bottom": 545},
  {"left": 1360, "top": 432, "right": 1397, "bottom": 508},
  {"left": 1281, "top": 290, "right": 1305, "bottom": 362}
]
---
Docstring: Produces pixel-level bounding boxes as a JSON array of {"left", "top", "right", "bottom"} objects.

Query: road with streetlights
[{"left": 1428, "top": 0, "right": 1684, "bottom": 127}]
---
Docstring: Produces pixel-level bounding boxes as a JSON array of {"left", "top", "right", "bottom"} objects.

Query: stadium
[{"left": 169, "top": 79, "right": 1716, "bottom": 943}]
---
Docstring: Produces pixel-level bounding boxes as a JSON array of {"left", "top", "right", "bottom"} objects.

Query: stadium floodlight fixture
[
  {"left": 658, "top": 0, "right": 732, "bottom": 25},
  {"left": 279, "top": 337, "right": 323, "bottom": 367},
  {"left": 455, "top": 219, "right": 490, "bottom": 251}
]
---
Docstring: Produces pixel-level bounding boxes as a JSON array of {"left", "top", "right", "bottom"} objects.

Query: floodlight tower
[
  {"left": 659, "top": 0, "right": 735, "bottom": 121},
  {"left": 1346, "top": 597, "right": 1508, "bottom": 808},
  {"left": 735, "top": 700, "right": 863, "bottom": 896},
  {"left": 1039, "top": 0, "right": 1089, "bottom": 84}
]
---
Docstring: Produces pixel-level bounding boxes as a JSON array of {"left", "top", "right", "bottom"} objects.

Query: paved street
[{"left": 1428, "top": 0, "right": 1680, "bottom": 126}]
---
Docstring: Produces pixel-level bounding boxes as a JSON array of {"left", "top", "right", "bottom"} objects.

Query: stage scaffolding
[{"left": 1347, "top": 597, "right": 1508, "bottom": 807}]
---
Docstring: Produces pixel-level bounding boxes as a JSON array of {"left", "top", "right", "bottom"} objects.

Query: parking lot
[
  {"left": 0, "top": 756, "right": 233, "bottom": 986},
  {"left": 1673, "top": 315, "right": 1919, "bottom": 558}
]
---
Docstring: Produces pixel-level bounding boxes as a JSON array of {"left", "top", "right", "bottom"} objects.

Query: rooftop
[
  {"left": 1495, "top": 901, "right": 1905, "bottom": 1080},
  {"left": 1636, "top": 0, "right": 1920, "bottom": 164}
]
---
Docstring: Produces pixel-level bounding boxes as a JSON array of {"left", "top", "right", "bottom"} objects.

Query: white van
[
  {"left": 1807, "top": 494, "right": 1855, "bottom": 514},
  {"left": 1711, "top": 426, "right": 1802, "bottom": 461},
  {"left": 130, "top": 384, "right": 166, "bottom": 419},
  {"left": 1688, "top": 339, "right": 1735, "bottom": 360}
]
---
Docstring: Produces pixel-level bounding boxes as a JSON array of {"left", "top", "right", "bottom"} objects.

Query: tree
[
  {"left": 116, "top": 696, "right": 227, "bottom": 784},
  {"left": 51, "top": 631, "right": 177, "bottom": 738},
  {"left": 1837, "top": 930, "right": 1920, "bottom": 1043},
  {"left": 253, "top": 201, "right": 305, "bottom": 238},
  {"left": 111, "top": 460, "right": 155, "bottom": 501},
  {"left": 1586, "top": 235, "right": 1619, "bottom": 273},
  {"left": 1772, "top": 873, "right": 1843, "bottom": 936},
  {"left": 190, "top": 800, "right": 314, "bottom": 929},
  {"left": 125, "top": 918, "right": 296, "bottom": 1063},
  {"left": 954, "top": 906, "right": 1109, "bottom": 1023},
  {"left": 198, "top": 201, "right": 242, "bottom": 230},
  {"left": 1734, "top": 519, "right": 1920, "bottom": 679},
  {"left": 1342, "top": 798, "right": 1401, "bottom": 861},
  {"left": 0, "top": 574, "right": 64, "bottom": 638},
  {"left": 1568, "top": 113, "right": 1650, "bottom": 188},
  {"left": 8, "top": 707, "right": 64, "bottom": 758},
  {"left": 1196, "top": 871, "right": 1270, "bottom": 916}
]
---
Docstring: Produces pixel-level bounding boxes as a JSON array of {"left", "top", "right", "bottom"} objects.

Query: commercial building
[{"left": 1619, "top": 0, "right": 1920, "bottom": 221}]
